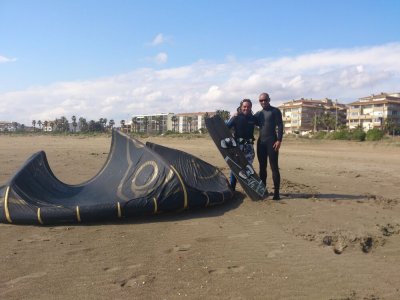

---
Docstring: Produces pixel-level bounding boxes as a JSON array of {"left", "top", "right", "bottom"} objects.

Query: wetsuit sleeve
[{"left": 276, "top": 109, "right": 283, "bottom": 141}]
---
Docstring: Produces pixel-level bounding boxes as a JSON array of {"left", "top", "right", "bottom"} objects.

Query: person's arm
[
  {"left": 276, "top": 109, "right": 283, "bottom": 142},
  {"left": 273, "top": 109, "right": 283, "bottom": 151},
  {"left": 226, "top": 115, "right": 236, "bottom": 129}
]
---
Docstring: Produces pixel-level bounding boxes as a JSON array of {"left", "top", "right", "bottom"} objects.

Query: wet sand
[{"left": 0, "top": 134, "right": 399, "bottom": 299}]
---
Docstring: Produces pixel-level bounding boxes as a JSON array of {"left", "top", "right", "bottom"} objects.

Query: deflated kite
[{"left": 0, "top": 130, "right": 232, "bottom": 225}]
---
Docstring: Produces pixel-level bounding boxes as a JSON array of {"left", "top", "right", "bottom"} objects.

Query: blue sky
[{"left": 1, "top": 0, "right": 400, "bottom": 124}]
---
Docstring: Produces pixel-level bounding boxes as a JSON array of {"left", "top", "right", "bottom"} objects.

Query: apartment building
[
  {"left": 131, "top": 113, "right": 174, "bottom": 134},
  {"left": 279, "top": 98, "right": 347, "bottom": 134},
  {"left": 347, "top": 92, "right": 400, "bottom": 131},
  {"left": 130, "top": 112, "right": 216, "bottom": 134},
  {"left": 175, "top": 112, "right": 215, "bottom": 133}
]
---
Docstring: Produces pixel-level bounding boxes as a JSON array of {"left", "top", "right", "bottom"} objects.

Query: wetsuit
[
  {"left": 226, "top": 113, "right": 256, "bottom": 190},
  {"left": 254, "top": 106, "right": 283, "bottom": 197}
]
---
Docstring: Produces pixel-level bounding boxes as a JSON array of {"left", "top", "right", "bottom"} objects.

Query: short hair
[{"left": 259, "top": 93, "right": 270, "bottom": 100}]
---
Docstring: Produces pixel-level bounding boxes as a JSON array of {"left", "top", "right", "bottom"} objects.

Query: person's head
[
  {"left": 258, "top": 93, "right": 270, "bottom": 109},
  {"left": 239, "top": 99, "right": 252, "bottom": 115}
]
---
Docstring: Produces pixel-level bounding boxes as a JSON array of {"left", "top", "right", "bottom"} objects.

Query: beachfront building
[
  {"left": 279, "top": 98, "right": 347, "bottom": 134},
  {"left": 347, "top": 92, "right": 400, "bottom": 131},
  {"left": 175, "top": 112, "right": 216, "bottom": 133},
  {"left": 0, "top": 121, "right": 18, "bottom": 132},
  {"left": 131, "top": 113, "right": 174, "bottom": 134}
]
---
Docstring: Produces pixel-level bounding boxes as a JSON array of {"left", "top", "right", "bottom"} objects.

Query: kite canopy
[{"left": 0, "top": 130, "right": 232, "bottom": 225}]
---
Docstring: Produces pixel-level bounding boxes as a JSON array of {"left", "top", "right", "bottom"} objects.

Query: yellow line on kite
[
  {"left": 169, "top": 165, "right": 188, "bottom": 209},
  {"left": 117, "top": 202, "right": 122, "bottom": 218},
  {"left": 37, "top": 208, "right": 43, "bottom": 225},
  {"left": 76, "top": 206, "right": 81, "bottom": 222},
  {"left": 153, "top": 197, "right": 158, "bottom": 213},
  {"left": 4, "top": 186, "right": 12, "bottom": 223}
]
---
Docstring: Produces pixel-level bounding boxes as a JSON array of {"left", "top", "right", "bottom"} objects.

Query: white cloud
[
  {"left": 150, "top": 33, "right": 167, "bottom": 46},
  {"left": 154, "top": 52, "right": 168, "bottom": 64},
  {"left": 0, "top": 55, "right": 17, "bottom": 63},
  {"left": 1, "top": 43, "right": 400, "bottom": 125}
]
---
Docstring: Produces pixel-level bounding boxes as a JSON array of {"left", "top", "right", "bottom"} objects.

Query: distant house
[
  {"left": 0, "top": 121, "right": 20, "bottom": 132},
  {"left": 279, "top": 98, "right": 347, "bottom": 134},
  {"left": 347, "top": 92, "right": 400, "bottom": 131}
]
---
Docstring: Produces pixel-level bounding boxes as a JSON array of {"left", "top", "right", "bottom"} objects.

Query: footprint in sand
[
  {"left": 267, "top": 249, "right": 284, "bottom": 258},
  {"left": 116, "top": 274, "right": 155, "bottom": 288},
  {"left": 208, "top": 265, "right": 245, "bottom": 275},
  {"left": 104, "top": 264, "right": 141, "bottom": 273},
  {"left": 173, "top": 244, "right": 191, "bottom": 252},
  {"left": 253, "top": 220, "right": 265, "bottom": 225},
  {"left": 5, "top": 272, "right": 47, "bottom": 286},
  {"left": 165, "top": 244, "right": 192, "bottom": 254},
  {"left": 228, "top": 233, "right": 249, "bottom": 239}
]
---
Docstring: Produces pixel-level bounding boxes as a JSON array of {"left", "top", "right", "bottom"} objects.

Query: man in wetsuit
[
  {"left": 254, "top": 93, "right": 283, "bottom": 200},
  {"left": 226, "top": 99, "right": 256, "bottom": 191}
]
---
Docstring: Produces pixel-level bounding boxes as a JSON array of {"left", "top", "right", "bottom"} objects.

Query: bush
[
  {"left": 350, "top": 129, "right": 366, "bottom": 141},
  {"left": 366, "top": 128, "right": 384, "bottom": 141},
  {"left": 330, "top": 130, "right": 350, "bottom": 140},
  {"left": 313, "top": 131, "right": 327, "bottom": 139}
]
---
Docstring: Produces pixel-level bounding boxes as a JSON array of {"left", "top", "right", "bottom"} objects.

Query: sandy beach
[{"left": 0, "top": 134, "right": 399, "bottom": 299}]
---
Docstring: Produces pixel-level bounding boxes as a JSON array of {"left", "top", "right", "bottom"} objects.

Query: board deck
[{"left": 205, "top": 115, "right": 267, "bottom": 201}]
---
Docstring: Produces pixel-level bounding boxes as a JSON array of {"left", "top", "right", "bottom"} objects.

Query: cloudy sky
[{"left": 1, "top": 0, "right": 399, "bottom": 125}]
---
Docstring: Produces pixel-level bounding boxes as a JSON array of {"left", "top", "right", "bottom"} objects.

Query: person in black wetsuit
[
  {"left": 254, "top": 93, "right": 283, "bottom": 200},
  {"left": 226, "top": 99, "right": 256, "bottom": 191}
]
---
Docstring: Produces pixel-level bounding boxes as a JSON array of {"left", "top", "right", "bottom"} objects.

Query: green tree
[
  {"left": 216, "top": 110, "right": 230, "bottom": 121},
  {"left": 131, "top": 117, "right": 138, "bottom": 133},
  {"left": 143, "top": 117, "right": 149, "bottom": 133},
  {"left": 109, "top": 119, "right": 115, "bottom": 130},
  {"left": 156, "top": 116, "right": 163, "bottom": 134},
  {"left": 317, "top": 112, "right": 336, "bottom": 131},
  {"left": 187, "top": 116, "right": 193, "bottom": 132},
  {"left": 79, "top": 117, "right": 88, "bottom": 132},
  {"left": 71, "top": 115, "right": 77, "bottom": 132},
  {"left": 32, "top": 120, "right": 36, "bottom": 131},
  {"left": 43, "top": 120, "right": 48, "bottom": 132},
  {"left": 171, "top": 115, "right": 178, "bottom": 132}
]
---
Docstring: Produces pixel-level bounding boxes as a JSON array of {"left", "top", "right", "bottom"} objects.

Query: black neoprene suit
[{"left": 254, "top": 106, "right": 283, "bottom": 192}]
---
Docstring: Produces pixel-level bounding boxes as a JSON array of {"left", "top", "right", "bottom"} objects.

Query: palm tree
[
  {"left": 187, "top": 116, "right": 193, "bottom": 133},
  {"left": 120, "top": 120, "right": 125, "bottom": 132},
  {"left": 109, "top": 119, "right": 115, "bottom": 130},
  {"left": 78, "top": 117, "right": 87, "bottom": 132},
  {"left": 171, "top": 115, "right": 178, "bottom": 132},
  {"left": 317, "top": 112, "right": 336, "bottom": 131},
  {"left": 155, "top": 116, "right": 163, "bottom": 134},
  {"left": 32, "top": 120, "right": 36, "bottom": 132},
  {"left": 50, "top": 121, "right": 55, "bottom": 132},
  {"left": 143, "top": 117, "right": 149, "bottom": 133},
  {"left": 43, "top": 120, "right": 48, "bottom": 132},
  {"left": 131, "top": 117, "right": 137, "bottom": 133},
  {"left": 71, "top": 115, "right": 77, "bottom": 132},
  {"left": 37, "top": 120, "right": 42, "bottom": 131}
]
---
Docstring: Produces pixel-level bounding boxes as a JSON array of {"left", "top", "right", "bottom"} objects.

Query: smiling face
[
  {"left": 259, "top": 93, "right": 270, "bottom": 109},
  {"left": 240, "top": 100, "right": 252, "bottom": 115}
]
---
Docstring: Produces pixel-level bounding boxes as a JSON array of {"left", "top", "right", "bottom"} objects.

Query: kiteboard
[{"left": 205, "top": 115, "right": 267, "bottom": 201}]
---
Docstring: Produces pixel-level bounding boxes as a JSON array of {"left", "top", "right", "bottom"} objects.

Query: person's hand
[{"left": 273, "top": 141, "right": 281, "bottom": 151}]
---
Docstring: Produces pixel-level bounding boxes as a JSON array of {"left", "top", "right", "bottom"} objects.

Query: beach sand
[{"left": 0, "top": 134, "right": 399, "bottom": 299}]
